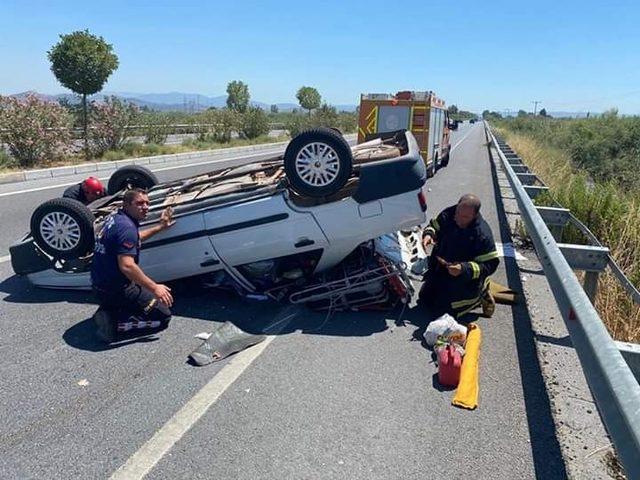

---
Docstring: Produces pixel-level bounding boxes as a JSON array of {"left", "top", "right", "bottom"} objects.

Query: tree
[
  {"left": 517, "top": 109, "right": 528, "bottom": 118},
  {"left": 48, "top": 30, "right": 119, "bottom": 158},
  {"left": 296, "top": 86, "right": 321, "bottom": 117},
  {"left": 270, "top": 104, "right": 279, "bottom": 114},
  {"left": 539, "top": 108, "right": 548, "bottom": 117},
  {"left": 226, "top": 80, "right": 250, "bottom": 113},
  {"left": 448, "top": 104, "right": 459, "bottom": 115}
]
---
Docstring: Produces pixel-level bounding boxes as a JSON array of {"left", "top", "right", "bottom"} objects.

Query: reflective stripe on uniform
[
  {"left": 456, "top": 300, "right": 482, "bottom": 318},
  {"left": 431, "top": 218, "right": 440, "bottom": 231},
  {"left": 451, "top": 296, "right": 481, "bottom": 309},
  {"left": 469, "top": 261, "right": 480, "bottom": 280},
  {"left": 474, "top": 250, "right": 499, "bottom": 262}
]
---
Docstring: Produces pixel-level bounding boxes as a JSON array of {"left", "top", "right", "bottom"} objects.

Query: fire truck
[{"left": 357, "top": 91, "right": 452, "bottom": 177}]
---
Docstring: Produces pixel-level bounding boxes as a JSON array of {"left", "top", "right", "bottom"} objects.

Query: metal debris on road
[{"left": 189, "top": 321, "right": 266, "bottom": 367}]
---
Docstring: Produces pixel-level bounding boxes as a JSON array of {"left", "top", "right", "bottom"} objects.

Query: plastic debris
[{"left": 424, "top": 314, "right": 467, "bottom": 348}]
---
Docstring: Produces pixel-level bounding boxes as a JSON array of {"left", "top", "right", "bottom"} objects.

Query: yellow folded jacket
[{"left": 452, "top": 323, "right": 482, "bottom": 410}]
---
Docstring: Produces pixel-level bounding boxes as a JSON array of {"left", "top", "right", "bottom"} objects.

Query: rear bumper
[
  {"left": 9, "top": 235, "right": 54, "bottom": 275},
  {"left": 10, "top": 234, "right": 92, "bottom": 290},
  {"left": 353, "top": 130, "right": 427, "bottom": 203}
]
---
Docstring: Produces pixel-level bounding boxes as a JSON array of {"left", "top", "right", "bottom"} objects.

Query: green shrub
[
  {"left": 0, "top": 94, "right": 73, "bottom": 167},
  {"left": 241, "top": 107, "right": 270, "bottom": 139},
  {"left": 141, "top": 113, "right": 171, "bottom": 144},
  {"left": 90, "top": 96, "right": 138, "bottom": 155},
  {"left": 0, "top": 149, "right": 16, "bottom": 168},
  {"left": 310, "top": 103, "right": 340, "bottom": 129},
  {"left": 284, "top": 115, "right": 311, "bottom": 137},
  {"left": 497, "top": 114, "right": 640, "bottom": 192}
]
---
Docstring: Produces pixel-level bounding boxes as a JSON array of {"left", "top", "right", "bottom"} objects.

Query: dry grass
[{"left": 498, "top": 129, "right": 640, "bottom": 343}]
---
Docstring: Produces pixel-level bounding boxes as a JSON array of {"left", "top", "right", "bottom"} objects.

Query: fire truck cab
[{"left": 358, "top": 91, "right": 451, "bottom": 177}]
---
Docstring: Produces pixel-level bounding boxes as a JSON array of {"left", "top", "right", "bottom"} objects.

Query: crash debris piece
[{"left": 189, "top": 321, "right": 266, "bottom": 366}]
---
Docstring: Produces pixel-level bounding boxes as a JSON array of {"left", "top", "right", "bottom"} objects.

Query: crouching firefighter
[
  {"left": 91, "top": 188, "right": 176, "bottom": 343},
  {"left": 419, "top": 194, "right": 500, "bottom": 319}
]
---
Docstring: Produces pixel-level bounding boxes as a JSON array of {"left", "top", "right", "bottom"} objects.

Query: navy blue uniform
[
  {"left": 63, "top": 183, "right": 88, "bottom": 204},
  {"left": 91, "top": 209, "right": 170, "bottom": 342},
  {"left": 419, "top": 205, "right": 500, "bottom": 318},
  {"left": 91, "top": 210, "right": 140, "bottom": 291}
]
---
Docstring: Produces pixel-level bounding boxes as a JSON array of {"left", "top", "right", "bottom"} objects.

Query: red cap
[{"left": 82, "top": 177, "right": 105, "bottom": 195}]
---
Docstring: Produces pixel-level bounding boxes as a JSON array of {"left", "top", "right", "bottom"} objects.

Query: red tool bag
[{"left": 437, "top": 344, "right": 462, "bottom": 387}]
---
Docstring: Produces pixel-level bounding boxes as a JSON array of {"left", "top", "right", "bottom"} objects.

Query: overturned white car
[{"left": 10, "top": 128, "right": 428, "bottom": 300}]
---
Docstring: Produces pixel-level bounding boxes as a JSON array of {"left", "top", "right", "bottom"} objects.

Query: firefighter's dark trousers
[
  {"left": 93, "top": 283, "right": 171, "bottom": 337},
  {"left": 418, "top": 268, "right": 490, "bottom": 319}
]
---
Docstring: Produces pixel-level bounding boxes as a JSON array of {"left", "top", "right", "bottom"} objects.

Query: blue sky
[{"left": 1, "top": 0, "right": 639, "bottom": 113}]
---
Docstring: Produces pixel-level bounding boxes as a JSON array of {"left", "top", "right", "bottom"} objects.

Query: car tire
[
  {"left": 108, "top": 165, "right": 158, "bottom": 195},
  {"left": 427, "top": 155, "right": 436, "bottom": 178},
  {"left": 30, "top": 198, "right": 95, "bottom": 260},
  {"left": 284, "top": 127, "right": 353, "bottom": 198}
]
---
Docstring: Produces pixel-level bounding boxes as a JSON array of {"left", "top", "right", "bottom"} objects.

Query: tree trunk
[{"left": 82, "top": 93, "right": 88, "bottom": 160}]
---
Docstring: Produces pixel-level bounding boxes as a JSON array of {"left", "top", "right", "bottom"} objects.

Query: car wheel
[
  {"left": 284, "top": 127, "right": 353, "bottom": 198},
  {"left": 30, "top": 198, "right": 95, "bottom": 260},
  {"left": 108, "top": 165, "right": 159, "bottom": 195},
  {"left": 427, "top": 156, "right": 436, "bottom": 178}
]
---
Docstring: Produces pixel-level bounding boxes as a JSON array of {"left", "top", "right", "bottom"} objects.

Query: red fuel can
[{"left": 437, "top": 344, "right": 462, "bottom": 387}]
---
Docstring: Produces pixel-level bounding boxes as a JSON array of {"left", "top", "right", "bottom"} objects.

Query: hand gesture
[
  {"left": 422, "top": 233, "right": 435, "bottom": 250},
  {"left": 160, "top": 207, "right": 175, "bottom": 230},
  {"left": 436, "top": 256, "right": 463, "bottom": 277},
  {"left": 153, "top": 283, "right": 174, "bottom": 307},
  {"left": 446, "top": 263, "right": 463, "bottom": 277}
]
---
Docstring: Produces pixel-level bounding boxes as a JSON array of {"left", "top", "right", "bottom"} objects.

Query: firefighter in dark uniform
[
  {"left": 419, "top": 194, "right": 499, "bottom": 319},
  {"left": 63, "top": 177, "right": 106, "bottom": 205},
  {"left": 91, "top": 188, "right": 175, "bottom": 343}
]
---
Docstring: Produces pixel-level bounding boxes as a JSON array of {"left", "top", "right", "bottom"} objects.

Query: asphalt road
[{"left": 0, "top": 123, "right": 570, "bottom": 479}]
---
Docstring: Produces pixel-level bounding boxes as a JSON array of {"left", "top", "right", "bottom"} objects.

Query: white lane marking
[
  {"left": 0, "top": 255, "right": 10, "bottom": 264},
  {"left": 450, "top": 125, "right": 477, "bottom": 153},
  {"left": 109, "top": 308, "right": 298, "bottom": 480},
  {"left": 496, "top": 242, "right": 526, "bottom": 261},
  {"left": 0, "top": 148, "right": 285, "bottom": 198}
]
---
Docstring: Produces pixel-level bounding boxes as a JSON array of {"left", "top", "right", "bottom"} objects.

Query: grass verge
[{"left": 497, "top": 128, "right": 640, "bottom": 343}]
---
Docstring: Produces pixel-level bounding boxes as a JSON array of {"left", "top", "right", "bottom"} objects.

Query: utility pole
[{"left": 532, "top": 100, "right": 542, "bottom": 116}]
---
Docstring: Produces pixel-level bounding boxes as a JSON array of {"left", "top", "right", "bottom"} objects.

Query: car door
[
  {"left": 139, "top": 210, "right": 224, "bottom": 282},
  {"left": 202, "top": 194, "right": 329, "bottom": 268}
]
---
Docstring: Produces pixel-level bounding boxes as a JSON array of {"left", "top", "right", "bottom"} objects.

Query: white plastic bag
[{"left": 423, "top": 313, "right": 467, "bottom": 348}]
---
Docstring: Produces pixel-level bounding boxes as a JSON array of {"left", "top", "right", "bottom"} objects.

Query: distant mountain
[{"left": 7, "top": 90, "right": 358, "bottom": 113}]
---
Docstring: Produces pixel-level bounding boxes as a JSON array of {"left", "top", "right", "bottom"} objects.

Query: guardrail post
[
  {"left": 584, "top": 271, "right": 600, "bottom": 304},
  {"left": 537, "top": 207, "right": 570, "bottom": 243},
  {"left": 550, "top": 225, "right": 564, "bottom": 242}
]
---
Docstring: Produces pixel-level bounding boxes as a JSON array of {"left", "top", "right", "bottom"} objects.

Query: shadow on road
[
  {"left": 487, "top": 139, "right": 568, "bottom": 479},
  {"left": 63, "top": 317, "right": 162, "bottom": 352},
  {"left": 0, "top": 273, "right": 95, "bottom": 305}
]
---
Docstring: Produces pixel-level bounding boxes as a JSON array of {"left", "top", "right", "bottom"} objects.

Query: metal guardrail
[{"left": 484, "top": 122, "right": 640, "bottom": 478}]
